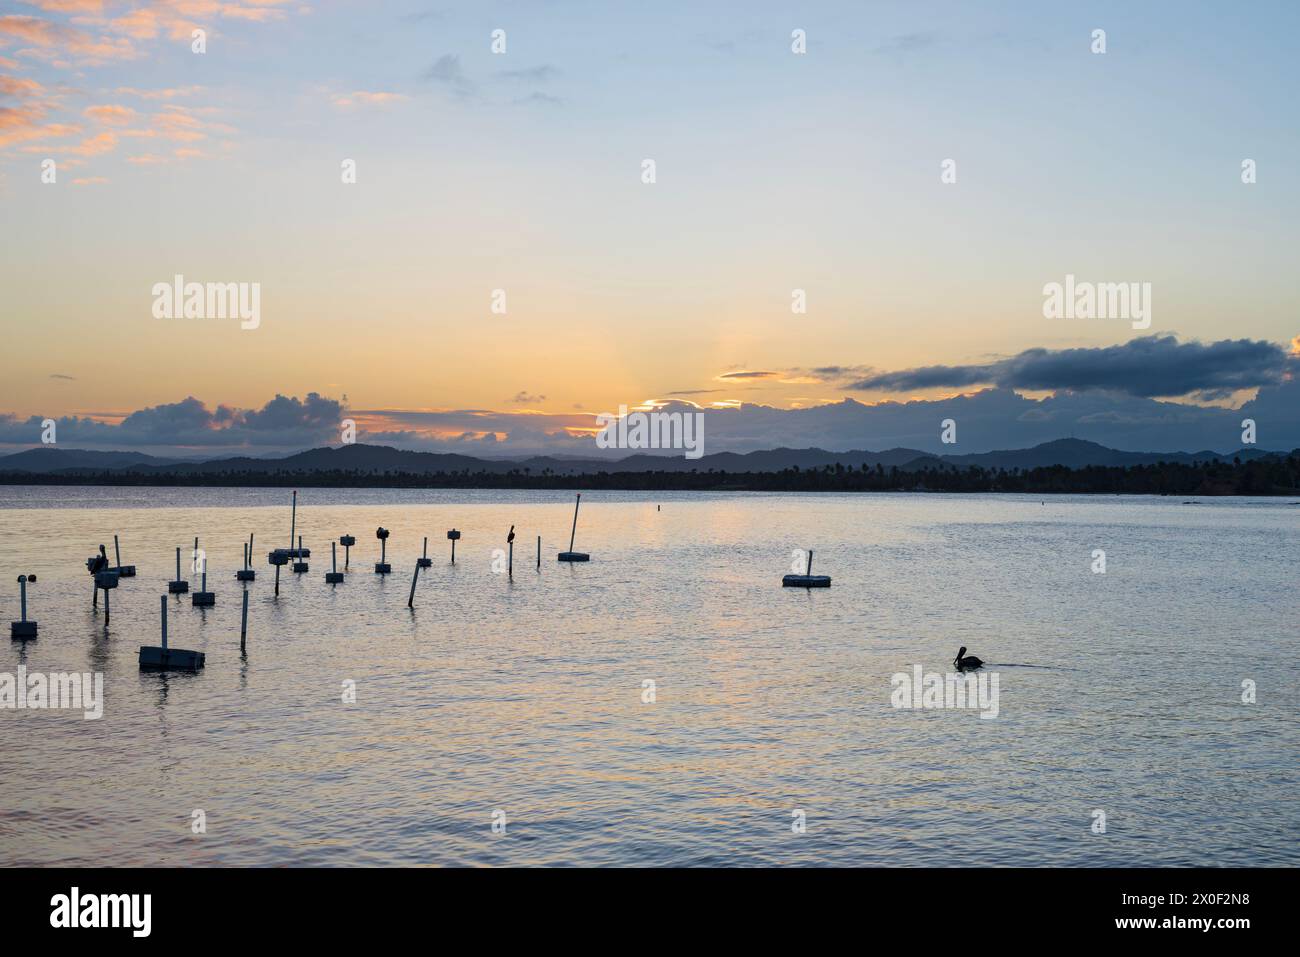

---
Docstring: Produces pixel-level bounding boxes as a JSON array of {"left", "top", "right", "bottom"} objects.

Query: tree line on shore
[{"left": 2, "top": 453, "right": 1298, "bottom": 495}]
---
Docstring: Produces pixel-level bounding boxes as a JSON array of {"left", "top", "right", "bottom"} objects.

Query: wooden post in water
[
  {"left": 160, "top": 594, "right": 168, "bottom": 650},
  {"left": 407, "top": 562, "right": 420, "bottom": 608},
  {"left": 537, "top": 536, "right": 541, "bottom": 570},
  {"left": 240, "top": 588, "right": 248, "bottom": 652}
]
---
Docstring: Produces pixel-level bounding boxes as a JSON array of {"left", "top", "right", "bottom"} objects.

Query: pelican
[
  {"left": 954, "top": 646, "right": 984, "bottom": 670},
  {"left": 86, "top": 544, "right": 109, "bottom": 575}
]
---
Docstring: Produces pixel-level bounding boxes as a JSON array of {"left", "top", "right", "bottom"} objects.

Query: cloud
[
  {"left": 49, "top": 373, "right": 76, "bottom": 380},
  {"left": 5, "top": 375, "right": 1300, "bottom": 457},
  {"left": 423, "top": 54, "right": 473, "bottom": 91},
  {"left": 511, "top": 92, "right": 563, "bottom": 107},
  {"left": 717, "top": 370, "right": 780, "bottom": 380},
  {"left": 873, "top": 31, "right": 943, "bottom": 55},
  {"left": 509, "top": 391, "right": 547, "bottom": 404},
  {"left": 1, "top": 7, "right": 301, "bottom": 169},
  {"left": 83, "top": 103, "right": 137, "bottom": 124},
  {"left": 497, "top": 64, "right": 559, "bottom": 82},
  {"left": 0, "top": 14, "right": 138, "bottom": 66},
  {"left": 0, "top": 392, "right": 346, "bottom": 450},
  {"left": 844, "top": 336, "right": 1292, "bottom": 399},
  {"left": 332, "top": 90, "right": 407, "bottom": 109}
]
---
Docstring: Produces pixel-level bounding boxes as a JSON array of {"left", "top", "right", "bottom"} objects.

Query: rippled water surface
[{"left": 0, "top": 486, "right": 1296, "bottom": 866}]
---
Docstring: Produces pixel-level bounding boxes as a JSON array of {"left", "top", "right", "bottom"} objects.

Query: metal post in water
[
  {"left": 240, "top": 589, "right": 248, "bottom": 652},
  {"left": 508, "top": 540, "right": 513, "bottom": 578},
  {"left": 407, "top": 563, "right": 419, "bottom": 608},
  {"left": 289, "top": 490, "right": 297, "bottom": 552},
  {"left": 807, "top": 550, "right": 813, "bottom": 576},
  {"left": 20, "top": 576, "right": 28, "bottom": 621},
  {"left": 569, "top": 493, "right": 582, "bottom": 553},
  {"left": 537, "top": 536, "right": 541, "bottom": 570},
  {"left": 160, "top": 594, "right": 168, "bottom": 650},
  {"left": 114, "top": 534, "right": 122, "bottom": 572},
  {"left": 177, "top": 547, "right": 182, "bottom": 581}
]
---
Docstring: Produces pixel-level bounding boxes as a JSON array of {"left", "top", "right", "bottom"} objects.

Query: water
[{"left": 0, "top": 486, "right": 1295, "bottom": 867}]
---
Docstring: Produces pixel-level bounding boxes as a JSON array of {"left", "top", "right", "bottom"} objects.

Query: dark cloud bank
[{"left": 2, "top": 337, "right": 1297, "bottom": 456}]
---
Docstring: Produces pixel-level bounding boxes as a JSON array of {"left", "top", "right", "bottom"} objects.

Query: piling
[
  {"left": 407, "top": 562, "right": 420, "bottom": 608},
  {"left": 113, "top": 534, "right": 135, "bottom": 576},
  {"left": 10, "top": 574, "right": 38, "bottom": 639},
  {"left": 169, "top": 546, "right": 189, "bottom": 593},
  {"left": 325, "top": 542, "right": 344, "bottom": 584},
  {"left": 193, "top": 558, "right": 215, "bottom": 606},
  {"left": 139, "top": 593, "right": 205, "bottom": 670},
  {"left": 558, "top": 493, "right": 590, "bottom": 561},
  {"left": 237, "top": 534, "right": 256, "bottom": 581},
  {"left": 782, "top": 547, "right": 832, "bottom": 588}
]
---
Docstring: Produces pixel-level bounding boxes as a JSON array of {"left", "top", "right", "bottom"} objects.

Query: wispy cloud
[
  {"left": 422, "top": 53, "right": 473, "bottom": 93},
  {"left": 332, "top": 90, "right": 407, "bottom": 109}
]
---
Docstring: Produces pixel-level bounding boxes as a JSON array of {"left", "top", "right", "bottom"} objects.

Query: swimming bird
[
  {"left": 954, "top": 646, "right": 984, "bottom": 670},
  {"left": 506, "top": 525, "right": 515, "bottom": 545}
]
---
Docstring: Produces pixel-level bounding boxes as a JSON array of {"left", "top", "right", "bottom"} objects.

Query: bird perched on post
[
  {"left": 86, "top": 544, "right": 109, "bottom": 575},
  {"left": 507, "top": 525, "right": 515, "bottom": 545}
]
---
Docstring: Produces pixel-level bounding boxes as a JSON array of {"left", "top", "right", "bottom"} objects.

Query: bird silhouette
[
  {"left": 506, "top": 525, "right": 515, "bottom": 545},
  {"left": 87, "top": 544, "right": 109, "bottom": 575}
]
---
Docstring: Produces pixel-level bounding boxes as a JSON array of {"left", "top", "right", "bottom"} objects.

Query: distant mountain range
[{"left": 0, "top": 439, "right": 1283, "bottom": 478}]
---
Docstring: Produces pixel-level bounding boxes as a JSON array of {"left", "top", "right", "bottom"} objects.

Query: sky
[{"left": 1, "top": 0, "right": 1298, "bottom": 456}]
